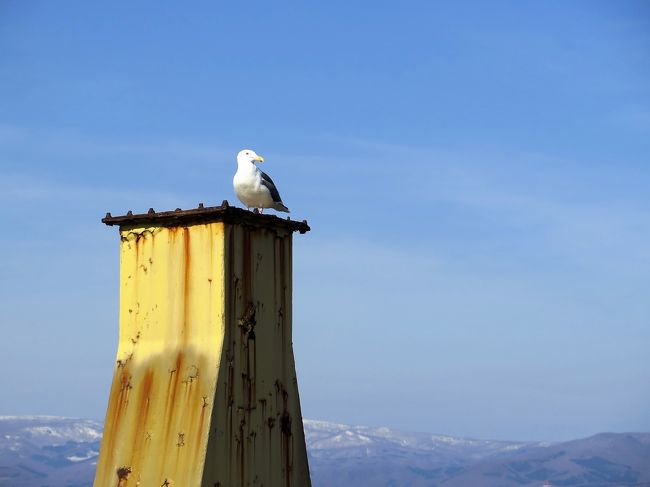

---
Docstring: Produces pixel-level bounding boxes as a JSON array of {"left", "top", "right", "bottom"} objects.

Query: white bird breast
[{"left": 233, "top": 168, "right": 274, "bottom": 208}]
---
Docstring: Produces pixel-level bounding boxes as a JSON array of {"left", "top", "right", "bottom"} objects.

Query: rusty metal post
[{"left": 94, "top": 203, "right": 311, "bottom": 487}]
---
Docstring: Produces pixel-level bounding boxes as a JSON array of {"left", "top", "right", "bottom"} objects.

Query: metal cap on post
[{"left": 94, "top": 202, "right": 311, "bottom": 487}]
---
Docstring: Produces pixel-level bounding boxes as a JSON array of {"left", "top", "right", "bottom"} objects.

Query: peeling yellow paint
[{"left": 94, "top": 218, "right": 311, "bottom": 487}]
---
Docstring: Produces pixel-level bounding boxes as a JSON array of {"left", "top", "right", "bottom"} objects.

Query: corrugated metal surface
[{"left": 94, "top": 214, "right": 311, "bottom": 487}]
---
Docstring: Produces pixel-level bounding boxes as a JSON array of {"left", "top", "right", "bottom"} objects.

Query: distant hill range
[{"left": 0, "top": 416, "right": 648, "bottom": 487}]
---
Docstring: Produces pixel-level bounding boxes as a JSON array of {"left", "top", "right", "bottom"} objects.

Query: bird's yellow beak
[{"left": 253, "top": 155, "right": 265, "bottom": 163}]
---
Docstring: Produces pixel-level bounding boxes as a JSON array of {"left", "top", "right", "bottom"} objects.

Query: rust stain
[
  {"left": 182, "top": 364, "right": 199, "bottom": 384},
  {"left": 279, "top": 238, "right": 288, "bottom": 382},
  {"left": 96, "top": 218, "right": 310, "bottom": 487},
  {"left": 116, "top": 466, "right": 131, "bottom": 487},
  {"left": 182, "top": 227, "right": 191, "bottom": 345},
  {"left": 162, "top": 352, "right": 185, "bottom": 452},
  {"left": 130, "top": 368, "right": 154, "bottom": 461},
  {"left": 238, "top": 304, "right": 256, "bottom": 341},
  {"left": 194, "top": 396, "right": 208, "bottom": 460},
  {"left": 99, "top": 367, "right": 133, "bottom": 477},
  {"left": 242, "top": 229, "right": 252, "bottom": 302},
  {"left": 239, "top": 416, "right": 245, "bottom": 486},
  {"left": 279, "top": 379, "right": 293, "bottom": 487}
]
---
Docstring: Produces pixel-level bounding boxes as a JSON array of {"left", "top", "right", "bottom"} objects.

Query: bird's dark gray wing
[{"left": 260, "top": 170, "right": 283, "bottom": 203}]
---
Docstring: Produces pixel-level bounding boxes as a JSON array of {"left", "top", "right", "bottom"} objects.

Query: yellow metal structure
[{"left": 94, "top": 205, "right": 311, "bottom": 487}]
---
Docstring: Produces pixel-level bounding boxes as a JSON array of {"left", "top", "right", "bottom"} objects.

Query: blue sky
[{"left": 1, "top": 1, "right": 649, "bottom": 441}]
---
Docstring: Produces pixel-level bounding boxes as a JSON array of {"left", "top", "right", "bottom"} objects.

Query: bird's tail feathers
[{"left": 274, "top": 202, "right": 290, "bottom": 213}]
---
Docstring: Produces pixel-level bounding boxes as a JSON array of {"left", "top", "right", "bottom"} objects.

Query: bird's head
[{"left": 237, "top": 149, "right": 265, "bottom": 165}]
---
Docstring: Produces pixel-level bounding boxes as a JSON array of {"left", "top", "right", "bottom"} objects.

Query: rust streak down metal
[
  {"left": 116, "top": 466, "right": 131, "bottom": 487},
  {"left": 93, "top": 205, "right": 311, "bottom": 487}
]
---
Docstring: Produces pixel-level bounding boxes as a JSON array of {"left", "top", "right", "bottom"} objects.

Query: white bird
[{"left": 233, "top": 149, "right": 290, "bottom": 213}]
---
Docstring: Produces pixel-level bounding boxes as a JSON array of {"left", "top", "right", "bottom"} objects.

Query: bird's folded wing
[{"left": 260, "top": 171, "right": 284, "bottom": 203}]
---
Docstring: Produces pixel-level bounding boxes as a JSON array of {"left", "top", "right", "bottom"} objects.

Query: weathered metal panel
[
  {"left": 201, "top": 224, "right": 311, "bottom": 487},
  {"left": 94, "top": 209, "right": 311, "bottom": 487},
  {"left": 94, "top": 223, "right": 226, "bottom": 487}
]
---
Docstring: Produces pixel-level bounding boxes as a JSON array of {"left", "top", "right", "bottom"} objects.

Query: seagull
[{"left": 233, "top": 149, "right": 290, "bottom": 213}]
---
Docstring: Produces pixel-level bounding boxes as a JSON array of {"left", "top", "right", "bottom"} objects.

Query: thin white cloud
[
  {"left": 0, "top": 122, "right": 233, "bottom": 164},
  {"left": 298, "top": 137, "right": 650, "bottom": 270},
  {"left": 0, "top": 171, "right": 180, "bottom": 208}
]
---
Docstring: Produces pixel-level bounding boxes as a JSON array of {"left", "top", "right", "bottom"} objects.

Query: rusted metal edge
[{"left": 102, "top": 201, "right": 310, "bottom": 234}]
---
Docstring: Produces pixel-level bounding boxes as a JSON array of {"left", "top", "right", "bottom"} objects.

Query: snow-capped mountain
[
  {"left": 305, "top": 419, "right": 544, "bottom": 460},
  {"left": 0, "top": 416, "right": 102, "bottom": 487},
  {"left": 1, "top": 416, "right": 648, "bottom": 487},
  {"left": 303, "top": 419, "right": 650, "bottom": 487}
]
